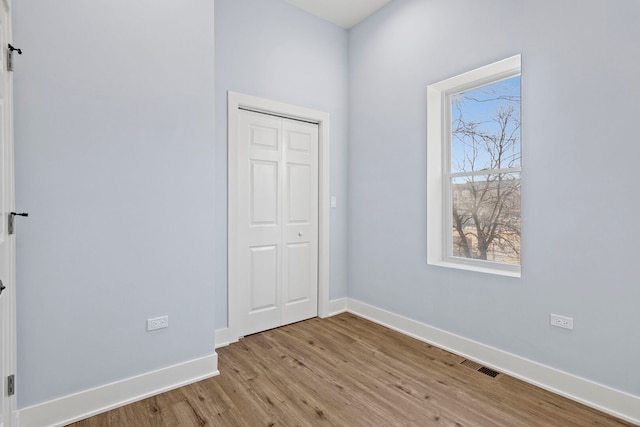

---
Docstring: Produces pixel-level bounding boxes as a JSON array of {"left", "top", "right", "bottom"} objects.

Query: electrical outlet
[
  {"left": 147, "top": 315, "right": 169, "bottom": 331},
  {"left": 550, "top": 313, "right": 573, "bottom": 330}
]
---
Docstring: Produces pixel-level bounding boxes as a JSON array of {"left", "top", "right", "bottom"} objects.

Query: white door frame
[
  {"left": 227, "top": 91, "right": 330, "bottom": 343},
  {"left": 1, "top": 0, "right": 17, "bottom": 425}
]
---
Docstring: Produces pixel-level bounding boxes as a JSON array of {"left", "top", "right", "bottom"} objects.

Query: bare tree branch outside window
[{"left": 450, "top": 76, "right": 521, "bottom": 264}]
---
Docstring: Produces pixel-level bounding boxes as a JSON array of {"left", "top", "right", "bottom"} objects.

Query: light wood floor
[{"left": 69, "top": 313, "right": 633, "bottom": 426}]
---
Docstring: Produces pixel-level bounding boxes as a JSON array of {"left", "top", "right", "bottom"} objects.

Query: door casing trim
[
  {"left": 227, "top": 91, "right": 330, "bottom": 343},
  {"left": 1, "top": 2, "right": 17, "bottom": 425}
]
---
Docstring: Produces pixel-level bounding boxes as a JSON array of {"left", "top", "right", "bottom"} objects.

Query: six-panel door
[{"left": 237, "top": 110, "right": 318, "bottom": 336}]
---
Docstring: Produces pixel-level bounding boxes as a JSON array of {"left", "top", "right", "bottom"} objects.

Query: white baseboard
[
  {"left": 215, "top": 327, "right": 231, "bottom": 348},
  {"left": 18, "top": 353, "right": 219, "bottom": 427},
  {"left": 346, "top": 299, "right": 640, "bottom": 426},
  {"left": 321, "top": 297, "right": 348, "bottom": 318}
]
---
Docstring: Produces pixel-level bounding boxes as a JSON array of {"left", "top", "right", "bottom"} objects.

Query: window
[{"left": 427, "top": 55, "right": 521, "bottom": 277}]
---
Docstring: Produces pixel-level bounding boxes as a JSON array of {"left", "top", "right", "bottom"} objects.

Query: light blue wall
[
  {"left": 214, "top": 0, "right": 349, "bottom": 328},
  {"left": 13, "top": 0, "right": 216, "bottom": 407},
  {"left": 348, "top": 0, "right": 640, "bottom": 396},
  {"left": 13, "top": 0, "right": 638, "bottom": 411}
]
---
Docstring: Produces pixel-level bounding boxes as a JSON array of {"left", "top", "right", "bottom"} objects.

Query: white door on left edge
[
  {"left": 236, "top": 110, "right": 318, "bottom": 337},
  {"left": 0, "top": 2, "right": 15, "bottom": 426}
]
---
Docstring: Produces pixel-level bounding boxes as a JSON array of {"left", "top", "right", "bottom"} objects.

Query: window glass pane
[
  {"left": 451, "top": 173, "right": 520, "bottom": 265},
  {"left": 451, "top": 76, "right": 521, "bottom": 174}
]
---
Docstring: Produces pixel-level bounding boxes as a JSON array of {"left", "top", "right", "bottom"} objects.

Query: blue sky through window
[{"left": 450, "top": 76, "right": 521, "bottom": 174}]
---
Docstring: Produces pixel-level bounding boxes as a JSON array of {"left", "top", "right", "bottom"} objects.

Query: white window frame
[{"left": 427, "top": 55, "right": 521, "bottom": 277}]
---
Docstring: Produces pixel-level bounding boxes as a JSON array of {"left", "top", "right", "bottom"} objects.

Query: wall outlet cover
[
  {"left": 147, "top": 316, "right": 169, "bottom": 331},
  {"left": 550, "top": 313, "right": 573, "bottom": 330}
]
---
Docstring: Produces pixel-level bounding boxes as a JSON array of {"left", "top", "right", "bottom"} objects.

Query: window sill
[{"left": 429, "top": 259, "right": 521, "bottom": 278}]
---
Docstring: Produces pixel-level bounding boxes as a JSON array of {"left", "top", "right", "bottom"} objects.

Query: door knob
[
  {"left": 298, "top": 232, "right": 303, "bottom": 237},
  {"left": 8, "top": 211, "right": 29, "bottom": 235},
  {"left": 0, "top": 280, "right": 5, "bottom": 296},
  {"left": 8, "top": 44, "right": 22, "bottom": 55}
]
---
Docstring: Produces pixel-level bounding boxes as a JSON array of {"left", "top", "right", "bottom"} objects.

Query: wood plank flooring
[{"left": 69, "top": 313, "right": 633, "bottom": 426}]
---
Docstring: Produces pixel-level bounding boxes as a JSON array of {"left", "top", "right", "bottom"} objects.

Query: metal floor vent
[{"left": 460, "top": 359, "right": 501, "bottom": 378}]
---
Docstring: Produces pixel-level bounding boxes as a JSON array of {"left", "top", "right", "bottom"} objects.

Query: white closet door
[
  {"left": 237, "top": 110, "right": 318, "bottom": 336},
  {"left": 281, "top": 118, "right": 318, "bottom": 325}
]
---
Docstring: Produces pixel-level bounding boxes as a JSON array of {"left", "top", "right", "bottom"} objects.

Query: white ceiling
[{"left": 283, "top": 0, "right": 393, "bottom": 29}]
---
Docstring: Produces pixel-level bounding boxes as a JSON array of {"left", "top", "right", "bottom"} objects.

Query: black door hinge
[{"left": 7, "top": 374, "right": 15, "bottom": 396}]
